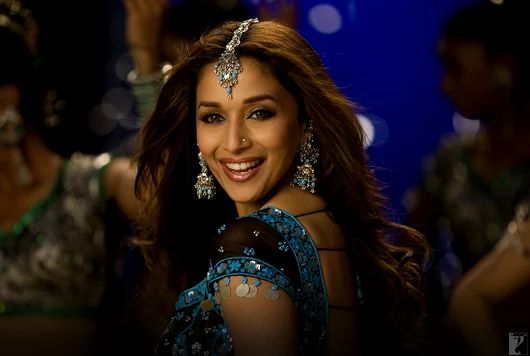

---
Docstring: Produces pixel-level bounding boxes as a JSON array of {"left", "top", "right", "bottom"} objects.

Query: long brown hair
[{"left": 136, "top": 20, "right": 428, "bottom": 353}]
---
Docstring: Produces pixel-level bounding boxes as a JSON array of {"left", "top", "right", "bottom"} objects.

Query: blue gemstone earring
[
  {"left": 291, "top": 120, "right": 319, "bottom": 193},
  {"left": 195, "top": 152, "right": 216, "bottom": 199}
]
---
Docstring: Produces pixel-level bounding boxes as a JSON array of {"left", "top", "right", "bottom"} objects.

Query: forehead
[{"left": 196, "top": 56, "right": 284, "bottom": 102}]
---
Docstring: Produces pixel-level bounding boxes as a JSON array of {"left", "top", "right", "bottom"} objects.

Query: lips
[{"left": 220, "top": 158, "right": 263, "bottom": 182}]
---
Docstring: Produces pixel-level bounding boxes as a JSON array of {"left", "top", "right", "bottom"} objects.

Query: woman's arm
[
  {"left": 103, "top": 157, "right": 139, "bottom": 220},
  {"left": 449, "top": 219, "right": 530, "bottom": 356},
  {"left": 218, "top": 276, "right": 299, "bottom": 356},
  {"left": 123, "top": 0, "right": 168, "bottom": 76}
]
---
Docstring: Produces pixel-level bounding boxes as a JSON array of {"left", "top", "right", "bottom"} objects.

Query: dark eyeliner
[
  {"left": 199, "top": 113, "right": 224, "bottom": 124},
  {"left": 248, "top": 108, "right": 275, "bottom": 120}
]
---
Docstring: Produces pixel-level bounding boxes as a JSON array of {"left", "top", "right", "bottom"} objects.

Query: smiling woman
[
  {"left": 196, "top": 57, "right": 303, "bottom": 215},
  {"left": 135, "top": 18, "right": 428, "bottom": 355}
]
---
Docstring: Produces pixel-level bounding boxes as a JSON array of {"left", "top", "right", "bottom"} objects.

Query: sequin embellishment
[
  {"left": 235, "top": 276, "right": 250, "bottom": 297},
  {"left": 158, "top": 206, "right": 328, "bottom": 355},
  {"left": 266, "top": 284, "right": 280, "bottom": 301},
  {"left": 221, "top": 277, "right": 231, "bottom": 300}
]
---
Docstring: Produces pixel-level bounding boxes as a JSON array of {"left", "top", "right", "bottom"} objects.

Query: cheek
[
  {"left": 265, "top": 123, "right": 301, "bottom": 159},
  {"left": 196, "top": 126, "right": 217, "bottom": 161}
]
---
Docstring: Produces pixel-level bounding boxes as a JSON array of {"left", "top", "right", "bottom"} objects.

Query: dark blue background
[
  {"left": 285, "top": 0, "right": 482, "bottom": 218},
  {"left": 289, "top": 0, "right": 480, "bottom": 218}
]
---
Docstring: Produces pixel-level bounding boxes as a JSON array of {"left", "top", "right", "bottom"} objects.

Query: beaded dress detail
[
  {"left": 0, "top": 153, "right": 111, "bottom": 315},
  {"left": 156, "top": 207, "right": 328, "bottom": 355}
]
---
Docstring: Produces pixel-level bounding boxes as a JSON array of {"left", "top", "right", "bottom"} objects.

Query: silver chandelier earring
[
  {"left": 195, "top": 152, "right": 216, "bottom": 199},
  {"left": 291, "top": 120, "right": 319, "bottom": 193}
]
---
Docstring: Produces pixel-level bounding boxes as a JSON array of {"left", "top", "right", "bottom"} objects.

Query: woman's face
[
  {"left": 439, "top": 38, "right": 510, "bottom": 120},
  {"left": 195, "top": 56, "right": 304, "bottom": 215}
]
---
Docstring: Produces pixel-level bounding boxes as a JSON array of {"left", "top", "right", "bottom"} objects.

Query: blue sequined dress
[{"left": 156, "top": 207, "right": 329, "bottom": 355}]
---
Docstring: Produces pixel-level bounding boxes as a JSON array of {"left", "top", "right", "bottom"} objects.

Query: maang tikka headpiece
[{"left": 214, "top": 18, "right": 259, "bottom": 98}]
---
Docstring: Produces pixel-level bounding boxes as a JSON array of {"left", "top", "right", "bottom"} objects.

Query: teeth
[{"left": 226, "top": 160, "right": 259, "bottom": 171}]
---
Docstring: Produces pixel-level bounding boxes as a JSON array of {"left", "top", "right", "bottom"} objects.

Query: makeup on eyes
[{"left": 198, "top": 106, "right": 277, "bottom": 124}]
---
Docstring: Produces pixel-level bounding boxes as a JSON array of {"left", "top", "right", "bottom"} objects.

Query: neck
[
  {"left": 472, "top": 104, "right": 530, "bottom": 180},
  {"left": 235, "top": 184, "right": 326, "bottom": 217},
  {"left": 0, "top": 131, "right": 62, "bottom": 194},
  {"left": 481, "top": 104, "right": 530, "bottom": 152}
]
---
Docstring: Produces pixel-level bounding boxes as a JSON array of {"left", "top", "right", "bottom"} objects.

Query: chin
[
  {"left": 453, "top": 103, "right": 485, "bottom": 121},
  {"left": 230, "top": 195, "right": 260, "bottom": 205},
  {"left": 226, "top": 190, "right": 264, "bottom": 206},
  {"left": 460, "top": 111, "right": 482, "bottom": 121}
]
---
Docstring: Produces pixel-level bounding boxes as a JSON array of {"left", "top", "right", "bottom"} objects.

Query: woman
[
  {"left": 449, "top": 201, "right": 530, "bottom": 356},
  {"left": 406, "top": 0, "right": 530, "bottom": 335},
  {"left": 136, "top": 19, "right": 428, "bottom": 355},
  {"left": 0, "top": 4, "right": 138, "bottom": 354}
]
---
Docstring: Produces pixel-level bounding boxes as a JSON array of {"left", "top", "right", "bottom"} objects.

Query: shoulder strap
[{"left": 294, "top": 207, "right": 328, "bottom": 218}]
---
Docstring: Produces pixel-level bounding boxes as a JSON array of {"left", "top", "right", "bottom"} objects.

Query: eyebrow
[
  {"left": 243, "top": 94, "right": 277, "bottom": 104},
  {"left": 197, "top": 94, "right": 278, "bottom": 109}
]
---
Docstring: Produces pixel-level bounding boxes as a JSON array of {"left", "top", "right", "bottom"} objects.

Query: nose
[{"left": 222, "top": 118, "right": 250, "bottom": 153}]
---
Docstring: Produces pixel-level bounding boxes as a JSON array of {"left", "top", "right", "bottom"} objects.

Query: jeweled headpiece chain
[{"left": 214, "top": 18, "right": 259, "bottom": 98}]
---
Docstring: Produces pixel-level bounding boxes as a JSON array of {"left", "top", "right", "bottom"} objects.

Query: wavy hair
[{"left": 135, "top": 20, "right": 428, "bottom": 353}]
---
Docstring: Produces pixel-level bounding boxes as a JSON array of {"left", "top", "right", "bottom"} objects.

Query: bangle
[{"left": 127, "top": 69, "right": 160, "bottom": 83}]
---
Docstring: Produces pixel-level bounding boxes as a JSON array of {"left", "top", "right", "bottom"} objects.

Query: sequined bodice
[
  {"left": 414, "top": 135, "right": 530, "bottom": 284},
  {"left": 156, "top": 207, "right": 328, "bottom": 355},
  {"left": 409, "top": 134, "right": 530, "bottom": 322},
  {"left": 0, "top": 153, "right": 109, "bottom": 316}
]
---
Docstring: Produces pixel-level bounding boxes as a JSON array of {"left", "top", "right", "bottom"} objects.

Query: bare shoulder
[
  {"left": 262, "top": 187, "right": 344, "bottom": 248},
  {"left": 218, "top": 276, "right": 298, "bottom": 355}
]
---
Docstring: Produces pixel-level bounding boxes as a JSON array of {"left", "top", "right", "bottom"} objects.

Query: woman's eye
[
  {"left": 249, "top": 109, "right": 274, "bottom": 121},
  {"left": 200, "top": 113, "right": 224, "bottom": 124}
]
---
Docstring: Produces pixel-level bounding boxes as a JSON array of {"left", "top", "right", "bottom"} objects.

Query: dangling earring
[
  {"left": 291, "top": 120, "right": 319, "bottom": 193},
  {"left": 195, "top": 152, "right": 216, "bottom": 199}
]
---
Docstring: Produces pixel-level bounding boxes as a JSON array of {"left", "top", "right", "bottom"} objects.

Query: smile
[
  {"left": 225, "top": 160, "right": 260, "bottom": 171},
  {"left": 221, "top": 159, "right": 263, "bottom": 182}
]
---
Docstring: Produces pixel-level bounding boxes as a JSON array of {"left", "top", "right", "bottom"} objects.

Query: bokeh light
[
  {"left": 115, "top": 52, "right": 134, "bottom": 81},
  {"left": 357, "top": 114, "right": 375, "bottom": 147},
  {"left": 308, "top": 3, "right": 343, "bottom": 34},
  {"left": 88, "top": 105, "right": 117, "bottom": 136},
  {"left": 101, "top": 87, "right": 135, "bottom": 121}
]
